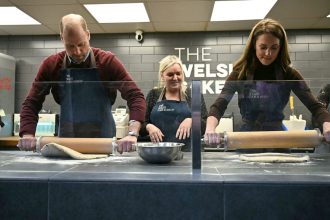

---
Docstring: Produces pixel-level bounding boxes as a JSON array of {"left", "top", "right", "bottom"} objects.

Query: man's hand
[
  {"left": 17, "top": 134, "right": 37, "bottom": 151},
  {"left": 115, "top": 135, "right": 137, "bottom": 154},
  {"left": 323, "top": 122, "right": 330, "bottom": 142}
]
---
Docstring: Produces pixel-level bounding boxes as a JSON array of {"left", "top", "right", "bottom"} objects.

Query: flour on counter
[
  {"left": 9, "top": 152, "right": 139, "bottom": 165},
  {"left": 203, "top": 152, "right": 316, "bottom": 165},
  {"left": 239, "top": 153, "right": 310, "bottom": 163}
]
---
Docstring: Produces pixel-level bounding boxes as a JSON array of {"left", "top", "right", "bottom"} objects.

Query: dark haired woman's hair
[{"left": 233, "top": 18, "right": 291, "bottom": 80}]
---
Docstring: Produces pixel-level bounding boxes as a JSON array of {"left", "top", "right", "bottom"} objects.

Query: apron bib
[
  {"left": 150, "top": 89, "right": 191, "bottom": 151},
  {"left": 58, "top": 51, "right": 115, "bottom": 137},
  {"left": 239, "top": 70, "right": 290, "bottom": 131}
]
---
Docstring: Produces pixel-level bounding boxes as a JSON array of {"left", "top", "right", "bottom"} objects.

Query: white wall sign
[{"left": 175, "top": 47, "right": 233, "bottom": 94}]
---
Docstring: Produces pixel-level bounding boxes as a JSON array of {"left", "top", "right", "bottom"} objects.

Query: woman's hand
[
  {"left": 176, "top": 118, "right": 192, "bottom": 140},
  {"left": 204, "top": 116, "right": 220, "bottom": 145},
  {"left": 322, "top": 122, "right": 330, "bottom": 142},
  {"left": 203, "top": 130, "right": 221, "bottom": 145},
  {"left": 146, "top": 124, "right": 164, "bottom": 143}
]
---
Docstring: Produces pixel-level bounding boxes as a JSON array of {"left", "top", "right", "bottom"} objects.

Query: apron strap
[
  {"left": 62, "top": 48, "right": 96, "bottom": 69},
  {"left": 247, "top": 71, "right": 253, "bottom": 80},
  {"left": 157, "top": 87, "right": 166, "bottom": 102},
  {"left": 156, "top": 87, "right": 186, "bottom": 102},
  {"left": 275, "top": 65, "right": 284, "bottom": 80}
]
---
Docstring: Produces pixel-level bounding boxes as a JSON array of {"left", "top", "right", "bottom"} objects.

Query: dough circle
[
  {"left": 40, "top": 142, "right": 109, "bottom": 160},
  {"left": 239, "top": 153, "right": 310, "bottom": 163}
]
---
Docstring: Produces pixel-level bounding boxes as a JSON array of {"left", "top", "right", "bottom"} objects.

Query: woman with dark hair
[
  {"left": 204, "top": 18, "right": 330, "bottom": 146},
  {"left": 0, "top": 116, "right": 4, "bottom": 128}
]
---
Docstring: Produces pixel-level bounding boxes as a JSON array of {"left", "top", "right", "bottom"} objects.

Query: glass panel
[
  {"left": 199, "top": 78, "right": 330, "bottom": 152},
  {"left": 1, "top": 78, "right": 329, "bottom": 155}
]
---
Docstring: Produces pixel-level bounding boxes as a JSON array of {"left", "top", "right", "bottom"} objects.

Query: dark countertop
[
  {"left": 1, "top": 150, "right": 330, "bottom": 183},
  {"left": 2, "top": 150, "right": 330, "bottom": 220}
]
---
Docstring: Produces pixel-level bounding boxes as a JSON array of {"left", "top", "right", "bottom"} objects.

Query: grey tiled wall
[{"left": 1, "top": 29, "right": 330, "bottom": 130}]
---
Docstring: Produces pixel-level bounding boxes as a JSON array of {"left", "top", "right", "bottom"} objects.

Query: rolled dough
[
  {"left": 40, "top": 142, "right": 109, "bottom": 160},
  {"left": 239, "top": 153, "right": 310, "bottom": 163}
]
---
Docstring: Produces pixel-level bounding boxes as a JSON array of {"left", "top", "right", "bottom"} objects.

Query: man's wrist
[
  {"left": 128, "top": 130, "right": 139, "bottom": 137},
  {"left": 128, "top": 120, "right": 137, "bottom": 126},
  {"left": 22, "top": 134, "right": 34, "bottom": 138}
]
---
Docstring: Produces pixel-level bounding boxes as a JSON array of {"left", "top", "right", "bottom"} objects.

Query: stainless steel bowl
[{"left": 134, "top": 142, "right": 184, "bottom": 164}]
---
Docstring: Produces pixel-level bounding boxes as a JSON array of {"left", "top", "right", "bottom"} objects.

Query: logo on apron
[{"left": 157, "top": 104, "right": 175, "bottom": 112}]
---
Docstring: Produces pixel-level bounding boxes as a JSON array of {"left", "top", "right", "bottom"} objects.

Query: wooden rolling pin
[
  {"left": 36, "top": 136, "right": 113, "bottom": 154},
  {"left": 224, "top": 130, "right": 322, "bottom": 150}
]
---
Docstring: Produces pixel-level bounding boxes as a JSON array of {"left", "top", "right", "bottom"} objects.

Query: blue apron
[
  {"left": 150, "top": 88, "right": 191, "bottom": 151},
  {"left": 239, "top": 70, "right": 290, "bottom": 131},
  {"left": 238, "top": 70, "right": 290, "bottom": 153},
  {"left": 58, "top": 50, "right": 116, "bottom": 137}
]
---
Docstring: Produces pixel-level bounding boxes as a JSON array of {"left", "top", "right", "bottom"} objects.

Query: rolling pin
[
  {"left": 36, "top": 136, "right": 113, "bottom": 154},
  {"left": 214, "top": 129, "right": 323, "bottom": 150}
]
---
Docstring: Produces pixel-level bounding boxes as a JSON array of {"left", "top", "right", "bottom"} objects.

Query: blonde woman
[
  {"left": 140, "top": 55, "right": 208, "bottom": 151},
  {"left": 204, "top": 18, "right": 330, "bottom": 147}
]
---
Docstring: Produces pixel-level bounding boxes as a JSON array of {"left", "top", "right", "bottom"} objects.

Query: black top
[
  {"left": 316, "top": 84, "right": 330, "bottom": 108},
  {"left": 209, "top": 64, "right": 330, "bottom": 129},
  {"left": 0, "top": 116, "right": 4, "bottom": 127}
]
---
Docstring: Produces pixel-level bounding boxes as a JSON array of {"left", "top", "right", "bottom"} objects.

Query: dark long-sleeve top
[
  {"left": 140, "top": 87, "right": 208, "bottom": 136},
  {"left": 19, "top": 47, "right": 146, "bottom": 137},
  {"left": 209, "top": 64, "right": 330, "bottom": 128},
  {"left": 316, "top": 84, "right": 330, "bottom": 108},
  {"left": 0, "top": 116, "right": 4, "bottom": 127}
]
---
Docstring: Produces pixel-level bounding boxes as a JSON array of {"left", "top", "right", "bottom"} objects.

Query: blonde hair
[
  {"left": 158, "top": 55, "right": 187, "bottom": 97},
  {"left": 234, "top": 18, "right": 291, "bottom": 79}
]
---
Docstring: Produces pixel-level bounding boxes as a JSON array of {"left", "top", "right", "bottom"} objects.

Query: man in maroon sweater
[{"left": 17, "top": 14, "right": 146, "bottom": 154}]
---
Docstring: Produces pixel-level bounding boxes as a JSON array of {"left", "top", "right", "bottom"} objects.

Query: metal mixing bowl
[{"left": 134, "top": 142, "right": 184, "bottom": 164}]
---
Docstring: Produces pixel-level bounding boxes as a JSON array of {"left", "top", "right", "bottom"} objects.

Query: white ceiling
[{"left": 0, "top": 0, "right": 329, "bottom": 35}]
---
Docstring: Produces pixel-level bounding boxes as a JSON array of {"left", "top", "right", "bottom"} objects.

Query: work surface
[
  {"left": 2, "top": 150, "right": 330, "bottom": 220},
  {"left": 1, "top": 150, "right": 330, "bottom": 182}
]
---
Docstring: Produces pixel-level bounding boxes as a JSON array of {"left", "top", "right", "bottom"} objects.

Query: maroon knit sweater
[{"left": 19, "top": 48, "right": 146, "bottom": 136}]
